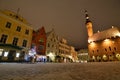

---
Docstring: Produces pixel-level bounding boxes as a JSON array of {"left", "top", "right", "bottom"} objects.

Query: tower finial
[
  {"left": 85, "top": 10, "right": 91, "bottom": 24},
  {"left": 15, "top": 8, "right": 20, "bottom": 19}
]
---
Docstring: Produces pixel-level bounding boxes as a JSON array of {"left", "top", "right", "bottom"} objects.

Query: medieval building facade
[
  {"left": 0, "top": 9, "right": 78, "bottom": 62},
  {"left": 46, "top": 29, "right": 59, "bottom": 62},
  {"left": 46, "top": 29, "right": 78, "bottom": 62},
  {"left": 31, "top": 27, "right": 47, "bottom": 62},
  {"left": 85, "top": 10, "right": 120, "bottom": 62}
]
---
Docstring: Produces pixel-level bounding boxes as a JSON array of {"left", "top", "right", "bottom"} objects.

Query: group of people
[
  {"left": 25, "top": 54, "right": 47, "bottom": 63},
  {"left": 25, "top": 47, "right": 47, "bottom": 63},
  {"left": 29, "top": 55, "right": 36, "bottom": 63}
]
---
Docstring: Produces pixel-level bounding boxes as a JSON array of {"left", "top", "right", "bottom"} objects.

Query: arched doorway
[
  {"left": 116, "top": 53, "right": 120, "bottom": 61},
  {"left": 102, "top": 54, "right": 108, "bottom": 61},
  {"left": 96, "top": 56, "right": 101, "bottom": 62},
  {"left": 92, "top": 56, "right": 96, "bottom": 62},
  {"left": 109, "top": 55, "right": 114, "bottom": 61}
]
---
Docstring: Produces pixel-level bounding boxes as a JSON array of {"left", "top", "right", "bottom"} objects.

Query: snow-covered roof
[{"left": 88, "top": 27, "right": 120, "bottom": 42}]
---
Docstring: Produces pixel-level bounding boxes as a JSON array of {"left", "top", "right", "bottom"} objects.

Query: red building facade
[{"left": 32, "top": 27, "right": 46, "bottom": 55}]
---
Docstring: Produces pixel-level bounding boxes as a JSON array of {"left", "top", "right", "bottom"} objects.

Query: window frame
[
  {"left": 12, "top": 37, "right": 18, "bottom": 46},
  {"left": 16, "top": 26, "right": 21, "bottom": 32},
  {"left": 0, "top": 34, "right": 8, "bottom": 43},
  {"left": 5, "top": 22, "right": 12, "bottom": 28}
]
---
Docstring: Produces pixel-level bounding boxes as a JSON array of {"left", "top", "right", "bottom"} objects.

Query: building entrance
[{"left": 8, "top": 50, "right": 16, "bottom": 61}]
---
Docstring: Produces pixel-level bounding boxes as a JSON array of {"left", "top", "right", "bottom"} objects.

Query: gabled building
[
  {"left": 45, "top": 28, "right": 78, "bottom": 63},
  {"left": 85, "top": 10, "right": 120, "bottom": 62},
  {"left": 0, "top": 10, "right": 33, "bottom": 62},
  {"left": 31, "top": 26, "right": 46, "bottom": 61},
  {"left": 70, "top": 46, "right": 78, "bottom": 62},
  {"left": 58, "top": 38, "right": 71, "bottom": 62},
  {"left": 46, "top": 29, "right": 59, "bottom": 62},
  {"left": 59, "top": 38, "right": 78, "bottom": 62}
]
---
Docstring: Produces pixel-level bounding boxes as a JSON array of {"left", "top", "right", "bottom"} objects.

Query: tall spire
[
  {"left": 85, "top": 10, "right": 91, "bottom": 24},
  {"left": 85, "top": 10, "right": 93, "bottom": 37},
  {"left": 15, "top": 8, "right": 20, "bottom": 19}
]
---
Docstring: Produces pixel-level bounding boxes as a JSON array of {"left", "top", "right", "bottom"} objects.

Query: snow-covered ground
[{"left": 0, "top": 62, "right": 120, "bottom": 80}]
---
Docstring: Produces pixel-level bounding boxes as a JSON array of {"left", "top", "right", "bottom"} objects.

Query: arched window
[
  {"left": 105, "top": 48, "right": 107, "bottom": 52},
  {"left": 109, "top": 46, "right": 111, "bottom": 51}
]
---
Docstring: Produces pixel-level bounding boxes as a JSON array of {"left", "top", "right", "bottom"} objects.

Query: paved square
[{"left": 0, "top": 62, "right": 120, "bottom": 80}]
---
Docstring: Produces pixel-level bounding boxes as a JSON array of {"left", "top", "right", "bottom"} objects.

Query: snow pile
[{"left": 89, "top": 27, "right": 120, "bottom": 42}]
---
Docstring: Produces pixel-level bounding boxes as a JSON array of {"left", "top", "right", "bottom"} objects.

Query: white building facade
[{"left": 46, "top": 29, "right": 59, "bottom": 62}]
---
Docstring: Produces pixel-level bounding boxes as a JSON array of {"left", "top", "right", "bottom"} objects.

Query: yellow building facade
[{"left": 0, "top": 10, "right": 33, "bottom": 62}]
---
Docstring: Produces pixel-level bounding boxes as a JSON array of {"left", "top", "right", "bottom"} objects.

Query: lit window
[
  {"left": 16, "top": 53, "right": 20, "bottom": 57},
  {"left": 0, "top": 49, "right": 3, "bottom": 56},
  {"left": 103, "top": 55, "right": 107, "bottom": 58},
  {"left": 92, "top": 56, "right": 95, "bottom": 59},
  {"left": 116, "top": 54, "right": 120, "bottom": 57},
  {"left": 4, "top": 52, "right": 8, "bottom": 57},
  {"left": 116, "top": 33, "right": 120, "bottom": 37},
  {"left": 112, "top": 26, "right": 114, "bottom": 28},
  {"left": 90, "top": 42, "right": 95, "bottom": 47},
  {"left": 104, "top": 39, "right": 109, "bottom": 42}
]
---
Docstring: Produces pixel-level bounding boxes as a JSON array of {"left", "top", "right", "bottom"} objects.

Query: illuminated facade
[
  {"left": 59, "top": 38, "right": 71, "bottom": 62},
  {"left": 86, "top": 11, "right": 120, "bottom": 61},
  {"left": 77, "top": 49, "right": 89, "bottom": 63},
  {"left": 70, "top": 46, "right": 78, "bottom": 62},
  {"left": 59, "top": 38, "right": 78, "bottom": 62},
  {"left": 32, "top": 27, "right": 46, "bottom": 55},
  {"left": 46, "top": 29, "right": 78, "bottom": 62},
  {"left": 46, "top": 29, "right": 59, "bottom": 62},
  {"left": 32, "top": 27, "right": 47, "bottom": 62},
  {"left": 0, "top": 10, "right": 33, "bottom": 62}
]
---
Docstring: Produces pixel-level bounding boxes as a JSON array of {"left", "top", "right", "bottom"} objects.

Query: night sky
[{"left": 0, "top": 0, "right": 120, "bottom": 49}]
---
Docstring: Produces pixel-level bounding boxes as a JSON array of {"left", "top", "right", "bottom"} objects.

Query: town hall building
[{"left": 85, "top": 10, "right": 120, "bottom": 62}]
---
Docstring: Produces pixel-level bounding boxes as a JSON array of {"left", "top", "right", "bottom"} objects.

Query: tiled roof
[{"left": 88, "top": 27, "right": 120, "bottom": 42}]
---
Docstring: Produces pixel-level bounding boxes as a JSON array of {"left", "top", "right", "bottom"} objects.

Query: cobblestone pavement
[{"left": 0, "top": 62, "right": 120, "bottom": 80}]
